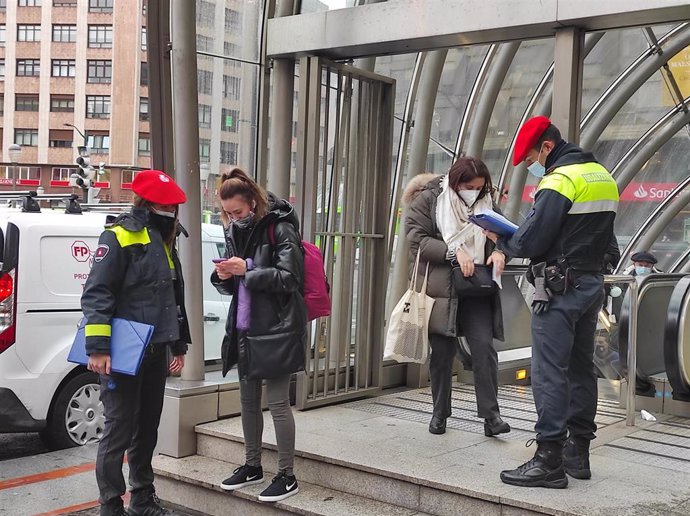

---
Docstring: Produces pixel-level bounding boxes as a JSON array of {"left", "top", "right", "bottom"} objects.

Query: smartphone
[{"left": 212, "top": 258, "right": 226, "bottom": 264}]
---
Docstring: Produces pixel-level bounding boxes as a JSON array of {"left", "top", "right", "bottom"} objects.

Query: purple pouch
[{"left": 236, "top": 258, "right": 253, "bottom": 331}]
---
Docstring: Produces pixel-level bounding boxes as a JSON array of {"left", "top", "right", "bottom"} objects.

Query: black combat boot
[
  {"left": 428, "top": 416, "right": 447, "bottom": 435},
  {"left": 500, "top": 440, "right": 568, "bottom": 488},
  {"left": 484, "top": 416, "right": 511, "bottom": 437},
  {"left": 563, "top": 436, "right": 591, "bottom": 479},
  {"left": 128, "top": 490, "right": 179, "bottom": 516},
  {"left": 99, "top": 500, "right": 127, "bottom": 516}
]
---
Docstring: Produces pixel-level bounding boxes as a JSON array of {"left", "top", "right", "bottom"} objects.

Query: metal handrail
[{"left": 604, "top": 274, "right": 639, "bottom": 426}]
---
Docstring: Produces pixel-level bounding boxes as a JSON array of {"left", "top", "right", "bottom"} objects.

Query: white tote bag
[{"left": 384, "top": 250, "right": 435, "bottom": 364}]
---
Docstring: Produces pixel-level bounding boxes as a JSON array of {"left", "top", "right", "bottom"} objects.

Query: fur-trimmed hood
[{"left": 401, "top": 173, "right": 442, "bottom": 206}]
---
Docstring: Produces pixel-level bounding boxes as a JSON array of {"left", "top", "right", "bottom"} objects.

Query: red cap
[
  {"left": 132, "top": 170, "right": 187, "bottom": 205},
  {"left": 513, "top": 116, "right": 552, "bottom": 166}
]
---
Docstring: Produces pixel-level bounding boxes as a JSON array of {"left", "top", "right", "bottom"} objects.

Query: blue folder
[
  {"left": 68, "top": 318, "right": 155, "bottom": 376},
  {"left": 469, "top": 212, "right": 519, "bottom": 237}
]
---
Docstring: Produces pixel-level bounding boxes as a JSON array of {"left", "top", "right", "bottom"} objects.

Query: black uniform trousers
[
  {"left": 96, "top": 344, "right": 168, "bottom": 507},
  {"left": 429, "top": 296, "right": 500, "bottom": 420},
  {"left": 531, "top": 273, "right": 604, "bottom": 443}
]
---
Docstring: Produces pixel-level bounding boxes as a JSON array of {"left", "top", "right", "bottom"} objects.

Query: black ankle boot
[
  {"left": 484, "top": 416, "right": 511, "bottom": 437},
  {"left": 428, "top": 416, "right": 446, "bottom": 435},
  {"left": 563, "top": 436, "right": 591, "bottom": 479},
  {"left": 128, "top": 491, "right": 178, "bottom": 516},
  {"left": 500, "top": 440, "right": 568, "bottom": 488}
]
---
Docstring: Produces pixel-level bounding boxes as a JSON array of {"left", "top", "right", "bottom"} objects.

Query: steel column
[
  {"left": 552, "top": 27, "right": 585, "bottom": 143},
  {"left": 267, "top": 0, "right": 296, "bottom": 197},
  {"left": 171, "top": 0, "right": 204, "bottom": 381}
]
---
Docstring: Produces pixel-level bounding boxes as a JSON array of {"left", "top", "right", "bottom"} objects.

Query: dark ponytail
[{"left": 217, "top": 168, "right": 269, "bottom": 227}]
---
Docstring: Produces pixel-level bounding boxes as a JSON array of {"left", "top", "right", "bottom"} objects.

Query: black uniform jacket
[
  {"left": 81, "top": 207, "right": 191, "bottom": 356},
  {"left": 498, "top": 140, "right": 618, "bottom": 272},
  {"left": 211, "top": 195, "right": 307, "bottom": 378}
]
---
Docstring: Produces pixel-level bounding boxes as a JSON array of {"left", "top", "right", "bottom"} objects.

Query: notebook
[
  {"left": 68, "top": 318, "right": 155, "bottom": 376},
  {"left": 469, "top": 209, "right": 519, "bottom": 237}
]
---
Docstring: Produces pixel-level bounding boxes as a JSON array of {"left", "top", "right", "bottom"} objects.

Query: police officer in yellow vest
[
  {"left": 82, "top": 170, "right": 190, "bottom": 516},
  {"left": 485, "top": 117, "right": 619, "bottom": 489}
]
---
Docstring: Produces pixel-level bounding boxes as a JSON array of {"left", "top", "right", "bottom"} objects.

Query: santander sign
[{"left": 522, "top": 182, "right": 678, "bottom": 203}]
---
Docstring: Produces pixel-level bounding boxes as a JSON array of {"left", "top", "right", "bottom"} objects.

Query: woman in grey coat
[{"left": 403, "top": 156, "right": 510, "bottom": 437}]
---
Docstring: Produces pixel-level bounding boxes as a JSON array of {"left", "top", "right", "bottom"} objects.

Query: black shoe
[
  {"left": 100, "top": 502, "right": 127, "bottom": 516},
  {"left": 220, "top": 464, "right": 264, "bottom": 491},
  {"left": 127, "top": 493, "right": 178, "bottom": 516},
  {"left": 258, "top": 471, "right": 299, "bottom": 502},
  {"left": 563, "top": 436, "right": 591, "bottom": 479},
  {"left": 500, "top": 440, "right": 568, "bottom": 489},
  {"left": 428, "top": 416, "right": 446, "bottom": 435},
  {"left": 484, "top": 416, "right": 511, "bottom": 437}
]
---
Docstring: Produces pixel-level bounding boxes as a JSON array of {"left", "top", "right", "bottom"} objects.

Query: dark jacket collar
[{"left": 546, "top": 140, "right": 599, "bottom": 174}]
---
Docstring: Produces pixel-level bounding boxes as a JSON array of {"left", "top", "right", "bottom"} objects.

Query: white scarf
[{"left": 436, "top": 174, "right": 491, "bottom": 264}]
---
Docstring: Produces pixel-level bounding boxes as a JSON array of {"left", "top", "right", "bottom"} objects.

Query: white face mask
[
  {"left": 151, "top": 208, "right": 176, "bottom": 219},
  {"left": 458, "top": 190, "right": 481, "bottom": 206}
]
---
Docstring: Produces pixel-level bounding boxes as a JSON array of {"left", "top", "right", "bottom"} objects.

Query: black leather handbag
[{"left": 451, "top": 263, "right": 498, "bottom": 297}]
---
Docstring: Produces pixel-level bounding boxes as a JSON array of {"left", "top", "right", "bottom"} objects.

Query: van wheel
[{"left": 41, "top": 372, "right": 105, "bottom": 450}]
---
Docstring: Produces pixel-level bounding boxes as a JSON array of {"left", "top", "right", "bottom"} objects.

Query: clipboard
[
  {"left": 469, "top": 211, "right": 519, "bottom": 237},
  {"left": 68, "top": 318, "right": 155, "bottom": 376}
]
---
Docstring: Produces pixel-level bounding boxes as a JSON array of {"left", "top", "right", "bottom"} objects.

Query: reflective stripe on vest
[
  {"left": 105, "top": 225, "right": 151, "bottom": 246},
  {"left": 537, "top": 162, "right": 619, "bottom": 215}
]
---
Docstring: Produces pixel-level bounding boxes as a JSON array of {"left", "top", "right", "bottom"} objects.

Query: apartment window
[
  {"left": 199, "top": 139, "right": 210, "bottom": 163},
  {"left": 87, "top": 133, "right": 110, "bottom": 153},
  {"left": 52, "top": 59, "right": 76, "bottom": 77},
  {"left": 19, "top": 0, "right": 41, "bottom": 6},
  {"left": 141, "top": 27, "right": 147, "bottom": 51},
  {"left": 221, "top": 109, "right": 238, "bottom": 133},
  {"left": 223, "top": 75, "right": 240, "bottom": 100},
  {"left": 220, "top": 142, "right": 237, "bottom": 165},
  {"left": 49, "top": 129, "right": 73, "bottom": 148},
  {"left": 0, "top": 25, "right": 5, "bottom": 46},
  {"left": 89, "top": 0, "right": 113, "bottom": 13},
  {"left": 121, "top": 169, "right": 137, "bottom": 185},
  {"left": 224, "top": 9, "right": 241, "bottom": 32},
  {"left": 15, "top": 94, "right": 39, "bottom": 111},
  {"left": 17, "top": 59, "right": 40, "bottom": 77},
  {"left": 224, "top": 42, "right": 241, "bottom": 58},
  {"left": 88, "top": 25, "right": 112, "bottom": 48},
  {"left": 15, "top": 129, "right": 39, "bottom": 146},
  {"left": 139, "top": 97, "right": 149, "bottom": 121},
  {"left": 0, "top": 60, "right": 6, "bottom": 79},
  {"left": 18, "top": 25, "right": 41, "bottom": 42},
  {"left": 196, "top": 35, "right": 212, "bottom": 53},
  {"left": 86, "top": 95, "right": 110, "bottom": 119},
  {"left": 17, "top": 167, "right": 41, "bottom": 182},
  {"left": 0, "top": 0, "right": 6, "bottom": 8},
  {"left": 0, "top": 95, "right": 4, "bottom": 116},
  {"left": 53, "top": 0, "right": 77, "bottom": 6},
  {"left": 138, "top": 135, "right": 151, "bottom": 156},
  {"left": 52, "top": 24, "right": 77, "bottom": 42},
  {"left": 197, "top": 0, "right": 214, "bottom": 28},
  {"left": 52, "top": 167, "right": 77, "bottom": 181},
  {"left": 140, "top": 62, "right": 148, "bottom": 86},
  {"left": 87, "top": 60, "right": 111, "bottom": 83},
  {"left": 50, "top": 94, "right": 74, "bottom": 112},
  {"left": 198, "top": 70, "right": 213, "bottom": 95},
  {"left": 198, "top": 104, "right": 212, "bottom": 128}
]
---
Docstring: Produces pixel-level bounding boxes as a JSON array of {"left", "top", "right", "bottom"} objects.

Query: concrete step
[
  {"left": 152, "top": 454, "right": 434, "bottom": 516},
  {"left": 192, "top": 418, "right": 545, "bottom": 516}
]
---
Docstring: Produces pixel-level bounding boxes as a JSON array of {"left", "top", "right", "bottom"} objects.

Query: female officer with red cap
[
  {"left": 81, "top": 170, "right": 190, "bottom": 516},
  {"left": 485, "top": 117, "right": 619, "bottom": 489}
]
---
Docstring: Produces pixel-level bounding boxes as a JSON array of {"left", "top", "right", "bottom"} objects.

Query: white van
[{"left": 0, "top": 202, "right": 227, "bottom": 448}]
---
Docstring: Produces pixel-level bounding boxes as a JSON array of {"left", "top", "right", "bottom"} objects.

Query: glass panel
[
  {"left": 374, "top": 53, "right": 418, "bottom": 118},
  {"left": 300, "top": 0, "right": 357, "bottom": 14},
  {"left": 196, "top": 0, "right": 262, "bottom": 63}
]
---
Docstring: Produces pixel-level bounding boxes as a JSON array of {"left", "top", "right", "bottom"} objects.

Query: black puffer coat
[{"left": 211, "top": 195, "right": 307, "bottom": 379}]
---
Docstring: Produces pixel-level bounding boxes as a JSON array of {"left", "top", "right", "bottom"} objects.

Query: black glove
[{"left": 531, "top": 262, "right": 551, "bottom": 314}]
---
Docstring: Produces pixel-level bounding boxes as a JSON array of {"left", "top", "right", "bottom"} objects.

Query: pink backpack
[{"left": 268, "top": 224, "right": 331, "bottom": 322}]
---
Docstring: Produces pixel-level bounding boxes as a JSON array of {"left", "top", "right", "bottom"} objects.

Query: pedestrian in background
[
  {"left": 487, "top": 117, "right": 619, "bottom": 489},
  {"left": 81, "top": 170, "right": 190, "bottom": 516},
  {"left": 403, "top": 156, "right": 510, "bottom": 438},
  {"left": 212, "top": 168, "right": 306, "bottom": 503}
]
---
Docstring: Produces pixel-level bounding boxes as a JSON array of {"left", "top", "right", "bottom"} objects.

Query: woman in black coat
[{"left": 211, "top": 168, "right": 306, "bottom": 503}]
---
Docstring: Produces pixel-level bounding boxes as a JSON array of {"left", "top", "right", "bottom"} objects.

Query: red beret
[
  {"left": 132, "top": 170, "right": 187, "bottom": 205},
  {"left": 513, "top": 116, "right": 552, "bottom": 166}
]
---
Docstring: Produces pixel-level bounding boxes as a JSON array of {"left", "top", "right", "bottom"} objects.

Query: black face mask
[{"left": 150, "top": 212, "right": 177, "bottom": 240}]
